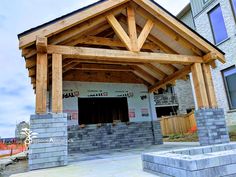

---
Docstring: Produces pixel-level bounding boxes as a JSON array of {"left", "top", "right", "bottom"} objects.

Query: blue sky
[{"left": 0, "top": 0, "right": 189, "bottom": 138}]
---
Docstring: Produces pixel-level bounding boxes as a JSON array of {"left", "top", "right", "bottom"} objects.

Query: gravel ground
[{"left": 0, "top": 160, "right": 28, "bottom": 177}]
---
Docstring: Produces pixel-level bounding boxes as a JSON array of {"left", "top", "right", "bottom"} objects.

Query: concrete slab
[{"left": 10, "top": 142, "right": 199, "bottom": 177}]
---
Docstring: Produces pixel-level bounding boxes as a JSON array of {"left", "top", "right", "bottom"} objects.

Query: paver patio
[{"left": 10, "top": 142, "right": 198, "bottom": 177}]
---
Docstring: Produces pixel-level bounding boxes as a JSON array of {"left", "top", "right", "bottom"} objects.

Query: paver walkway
[{"left": 10, "top": 142, "right": 199, "bottom": 177}]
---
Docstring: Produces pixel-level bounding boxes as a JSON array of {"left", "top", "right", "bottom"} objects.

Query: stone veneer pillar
[
  {"left": 29, "top": 113, "right": 68, "bottom": 170},
  {"left": 195, "top": 108, "right": 230, "bottom": 146},
  {"left": 152, "top": 120, "right": 163, "bottom": 145}
]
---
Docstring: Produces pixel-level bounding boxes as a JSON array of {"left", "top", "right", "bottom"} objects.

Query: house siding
[
  {"left": 190, "top": 0, "right": 214, "bottom": 17},
  {"left": 178, "top": 7, "right": 196, "bottom": 29}
]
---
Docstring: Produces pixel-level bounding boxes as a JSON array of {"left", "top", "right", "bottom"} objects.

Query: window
[
  {"left": 222, "top": 66, "right": 236, "bottom": 110},
  {"left": 208, "top": 5, "right": 228, "bottom": 44},
  {"left": 231, "top": 0, "right": 236, "bottom": 19}
]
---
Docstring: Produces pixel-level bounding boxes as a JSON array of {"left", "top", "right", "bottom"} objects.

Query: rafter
[
  {"left": 133, "top": 0, "right": 225, "bottom": 62},
  {"left": 29, "top": 67, "right": 36, "bottom": 77},
  {"left": 131, "top": 66, "right": 156, "bottom": 85},
  {"left": 135, "top": 1, "right": 201, "bottom": 54},
  {"left": 63, "top": 62, "right": 79, "bottom": 74},
  {"left": 19, "top": 0, "right": 129, "bottom": 49},
  {"left": 36, "top": 37, "right": 47, "bottom": 53},
  {"left": 149, "top": 65, "right": 191, "bottom": 92},
  {"left": 60, "top": 5, "right": 128, "bottom": 45},
  {"left": 25, "top": 57, "right": 36, "bottom": 68},
  {"left": 151, "top": 63, "right": 176, "bottom": 75},
  {"left": 134, "top": 7, "right": 203, "bottom": 56},
  {"left": 137, "top": 64, "right": 163, "bottom": 80},
  {"left": 119, "top": 15, "right": 176, "bottom": 54},
  {"left": 144, "top": 63, "right": 166, "bottom": 78},
  {"left": 137, "top": 19, "right": 154, "bottom": 51},
  {"left": 106, "top": 14, "right": 132, "bottom": 51}
]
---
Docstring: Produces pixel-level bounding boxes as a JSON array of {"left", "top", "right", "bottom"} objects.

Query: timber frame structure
[{"left": 18, "top": 0, "right": 225, "bottom": 114}]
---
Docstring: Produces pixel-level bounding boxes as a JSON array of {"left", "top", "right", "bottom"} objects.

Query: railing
[{"left": 154, "top": 93, "right": 178, "bottom": 106}]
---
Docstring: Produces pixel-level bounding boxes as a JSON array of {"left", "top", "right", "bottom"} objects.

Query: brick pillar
[
  {"left": 29, "top": 113, "right": 68, "bottom": 170},
  {"left": 149, "top": 93, "right": 163, "bottom": 145},
  {"left": 152, "top": 120, "right": 163, "bottom": 145},
  {"left": 195, "top": 108, "right": 230, "bottom": 146}
]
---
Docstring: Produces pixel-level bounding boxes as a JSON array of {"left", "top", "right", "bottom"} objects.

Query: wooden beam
[
  {"left": 29, "top": 67, "right": 36, "bottom": 77},
  {"left": 22, "top": 46, "right": 37, "bottom": 58},
  {"left": 36, "top": 52, "right": 48, "bottom": 114},
  {"left": 127, "top": 6, "right": 138, "bottom": 52},
  {"left": 25, "top": 57, "right": 36, "bottom": 68},
  {"left": 210, "top": 60, "right": 217, "bottom": 69},
  {"left": 149, "top": 65, "right": 191, "bottom": 92},
  {"left": 56, "top": 5, "right": 128, "bottom": 45},
  {"left": 36, "top": 37, "right": 47, "bottom": 53},
  {"left": 203, "top": 52, "right": 218, "bottom": 63},
  {"left": 19, "top": 0, "right": 129, "bottom": 48},
  {"left": 191, "top": 63, "right": 209, "bottom": 108},
  {"left": 202, "top": 63, "right": 218, "bottom": 108},
  {"left": 134, "top": 7, "right": 202, "bottom": 56},
  {"left": 31, "top": 77, "right": 36, "bottom": 84},
  {"left": 51, "top": 20, "right": 108, "bottom": 45},
  {"left": 133, "top": 0, "right": 225, "bottom": 62},
  {"left": 47, "top": 45, "right": 203, "bottom": 64},
  {"left": 106, "top": 14, "right": 132, "bottom": 51},
  {"left": 23, "top": 24, "right": 111, "bottom": 59},
  {"left": 138, "top": 19, "right": 154, "bottom": 51},
  {"left": 119, "top": 16, "right": 177, "bottom": 54},
  {"left": 52, "top": 54, "right": 63, "bottom": 113}
]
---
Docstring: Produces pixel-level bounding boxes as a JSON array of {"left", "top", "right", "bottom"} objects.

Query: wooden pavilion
[
  {"left": 19, "top": 0, "right": 225, "bottom": 113},
  {"left": 18, "top": 0, "right": 228, "bottom": 170}
]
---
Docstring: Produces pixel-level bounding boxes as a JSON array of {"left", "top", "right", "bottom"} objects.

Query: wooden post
[
  {"left": 202, "top": 63, "right": 218, "bottom": 108},
  {"left": 52, "top": 54, "right": 63, "bottom": 113},
  {"left": 191, "top": 63, "right": 209, "bottom": 108},
  {"left": 35, "top": 53, "right": 48, "bottom": 114}
]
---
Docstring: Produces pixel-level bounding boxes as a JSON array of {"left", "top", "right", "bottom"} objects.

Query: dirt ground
[
  {"left": 163, "top": 132, "right": 236, "bottom": 142},
  {"left": 0, "top": 160, "right": 28, "bottom": 177}
]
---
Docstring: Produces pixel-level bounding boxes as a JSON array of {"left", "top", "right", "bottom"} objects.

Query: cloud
[
  {"left": 0, "top": 14, "right": 6, "bottom": 27},
  {"left": 156, "top": 0, "right": 189, "bottom": 15}
]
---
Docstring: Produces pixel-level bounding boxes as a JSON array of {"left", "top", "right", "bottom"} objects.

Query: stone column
[
  {"left": 29, "top": 113, "right": 68, "bottom": 170},
  {"left": 191, "top": 63, "right": 230, "bottom": 146},
  {"left": 149, "top": 93, "right": 163, "bottom": 145},
  {"left": 195, "top": 108, "right": 230, "bottom": 146}
]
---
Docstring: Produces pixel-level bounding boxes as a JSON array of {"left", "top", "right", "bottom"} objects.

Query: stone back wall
[
  {"left": 68, "top": 121, "right": 163, "bottom": 153},
  {"left": 175, "top": 79, "right": 195, "bottom": 114}
]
